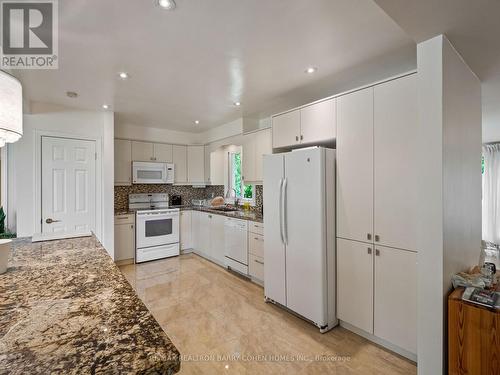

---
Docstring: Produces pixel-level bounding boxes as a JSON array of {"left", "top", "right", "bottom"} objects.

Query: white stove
[{"left": 129, "top": 194, "right": 180, "bottom": 263}]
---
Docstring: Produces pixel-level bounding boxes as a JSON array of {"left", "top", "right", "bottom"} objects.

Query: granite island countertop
[
  {"left": 0, "top": 236, "right": 181, "bottom": 374},
  {"left": 115, "top": 206, "right": 264, "bottom": 223}
]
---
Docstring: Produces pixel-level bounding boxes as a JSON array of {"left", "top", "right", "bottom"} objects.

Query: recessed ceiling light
[
  {"left": 102, "top": 104, "right": 110, "bottom": 110},
  {"left": 194, "top": 120, "right": 200, "bottom": 125},
  {"left": 66, "top": 91, "right": 78, "bottom": 98},
  {"left": 158, "top": 0, "right": 176, "bottom": 10},
  {"left": 234, "top": 102, "right": 241, "bottom": 106},
  {"left": 118, "top": 72, "right": 129, "bottom": 79},
  {"left": 305, "top": 67, "right": 317, "bottom": 74}
]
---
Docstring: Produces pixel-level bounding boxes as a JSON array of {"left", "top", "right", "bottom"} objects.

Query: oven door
[
  {"left": 136, "top": 210, "right": 179, "bottom": 249},
  {"left": 132, "top": 162, "right": 168, "bottom": 184}
]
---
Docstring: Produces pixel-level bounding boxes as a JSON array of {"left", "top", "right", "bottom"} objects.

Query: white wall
[
  {"left": 417, "top": 35, "right": 482, "bottom": 375},
  {"left": 8, "top": 110, "right": 115, "bottom": 258}
]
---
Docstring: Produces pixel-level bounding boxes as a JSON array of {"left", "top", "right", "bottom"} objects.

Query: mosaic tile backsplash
[{"left": 115, "top": 184, "right": 263, "bottom": 214}]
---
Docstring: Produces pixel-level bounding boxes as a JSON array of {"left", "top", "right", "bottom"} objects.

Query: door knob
[{"left": 45, "top": 218, "right": 61, "bottom": 224}]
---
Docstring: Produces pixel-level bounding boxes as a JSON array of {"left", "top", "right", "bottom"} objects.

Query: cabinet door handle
[
  {"left": 375, "top": 249, "right": 380, "bottom": 256},
  {"left": 375, "top": 235, "right": 380, "bottom": 242},
  {"left": 367, "top": 247, "right": 372, "bottom": 255},
  {"left": 300, "top": 135, "right": 303, "bottom": 141},
  {"left": 367, "top": 233, "right": 372, "bottom": 241},
  {"left": 295, "top": 136, "right": 299, "bottom": 142},
  {"left": 254, "top": 259, "right": 264, "bottom": 265},
  {"left": 131, "top": 225, "right": 134, "bottom": 229}
]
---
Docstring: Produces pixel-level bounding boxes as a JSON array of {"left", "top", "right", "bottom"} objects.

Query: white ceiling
[
  {"left": 373, "top": 0, "right": 500, "bottom": 142},
  {"left": 13, "top": 0, "right": 416, "bottom": 133}
]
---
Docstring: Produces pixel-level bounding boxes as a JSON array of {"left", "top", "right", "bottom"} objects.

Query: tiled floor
[{"left": 119, "top": 253, "right": 416, "bottom": 374}]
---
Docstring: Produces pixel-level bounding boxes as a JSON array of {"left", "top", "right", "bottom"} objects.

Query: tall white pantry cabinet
[{"left": 336, "top": 73, "right": 418, "bottom": 359}]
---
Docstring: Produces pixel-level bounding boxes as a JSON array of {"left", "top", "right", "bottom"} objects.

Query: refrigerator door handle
[
  {"left": 278, "top": 178, "right": 284, "bottom": 244},
  {"left": 282, "top": 178, "right": 288, "bottom": 245}
]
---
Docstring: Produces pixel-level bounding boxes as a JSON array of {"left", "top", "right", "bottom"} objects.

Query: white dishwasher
[{"left": 224, "top": 217, "right": 248, "bottom": 275}]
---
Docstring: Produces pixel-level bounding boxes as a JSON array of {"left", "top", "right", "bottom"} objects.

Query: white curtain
[{"left": 482, "top": 144, "right": 500, "bottom": 244}]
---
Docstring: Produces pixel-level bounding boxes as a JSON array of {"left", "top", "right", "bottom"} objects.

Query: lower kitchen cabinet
[
  {"left": 248, "top": 223, "right": 264, "bottom": 283},
  {"left": 249, "top": 254, "right": 264, "bottom": 281},
  {"left": 374, "top": 245, "right": 417, "bottom": 354},
  {"left": 337, "top": 238, "right": 374, "bottom": 333},
  {"left": 337, "top": 237, "right": 417, "bottom": 357},
  {"left": 180, "top": 211, "right": 192, "bottom": 251},
  {"left": 192, "top": 211, "right": 225, "bottom": 266},
  {"left": 114, "top": 214, "right": 135, "bottom": 262}
]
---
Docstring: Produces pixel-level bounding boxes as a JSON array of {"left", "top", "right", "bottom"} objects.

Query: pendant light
[{"left": 0, "top": 71, "right": 22, "bottom": 147}]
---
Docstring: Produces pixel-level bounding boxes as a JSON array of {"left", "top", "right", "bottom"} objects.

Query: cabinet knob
[
  {"left": 367, "top": 247, "right": 372, "bottom": 255},
  {"left": 367, "top": 233, "right": 372, "bottom": 241}
]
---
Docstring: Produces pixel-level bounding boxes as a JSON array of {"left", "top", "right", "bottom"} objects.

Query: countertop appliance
[
  {"left": 224, "top": 217, "right": 249, "bottom": 275},
  {"left": 132, "top": 161, "right": 174, "bottom": 184},
  {"left": 129, "top": 193, "right": 179, "bottom": 263},
  {"left": 171, "top": 195, "right": 182, "bottom": 206},
  {"left": 263, "top": 147, "right": 337, "bottom": 333}
]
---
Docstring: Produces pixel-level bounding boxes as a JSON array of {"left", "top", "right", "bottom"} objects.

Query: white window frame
[{"left": 227, "top": 151, "right": 255, "bottom": 206}]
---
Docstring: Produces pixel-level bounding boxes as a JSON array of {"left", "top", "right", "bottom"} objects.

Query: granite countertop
[
  {"left": 0, "top": 236, "right": 181, "bottom": 374},
  {"left": 115, "top": 206, "right": 264, "bottom": 223}
]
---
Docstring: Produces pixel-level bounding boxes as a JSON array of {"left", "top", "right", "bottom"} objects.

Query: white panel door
[
  {"left": 187, "top": 145, "right": 205, "bottom": 184},
  {"left": 180, "top": 210, "right": 192, "bottom": 250},
  {"left": 337, "top": 238, "right": 374, "bottom": 334},
  {"left": 285, "top": 148, "right": 327, "bottom": 325},
  {"left": 272, "top": 110, "right": 300, "bottom": 149},
  {"left": 254, "top": 128, "right": 272, "bottom": 182},
  {"left": 242, "top": 133, "right": 256, "bottom": 182},
  {"left": 114, "top": 139, "right": 131, "bottom": 185},
  {"left": 173, "top": 145, "right": 187, "bottom": 183},
  {"left": 41, "top": 137, "right": 96, "bottom": 234},
  {"left": 374, "top": 75, "right": 418, "bottom": 251},
  {"left": 132, "top": 141, "right": 154, "bottom": 161},
  {"left": 154, "top": 143, "right": 173, "bottom": 163},
  {"left": 300, "top": 98, "right": 336, "bottom": 145},
  {"left": 374, "top": 245, "right": 417, "bottom": 354},
  {"left": 209, "top": 214, "right": 225, "bottom": 264},
  {"left": 336, "top": 87, "right": 374, "bottom": 243},
  {"left": 263, "top": 154, "right": 286, "bottom": 306}
]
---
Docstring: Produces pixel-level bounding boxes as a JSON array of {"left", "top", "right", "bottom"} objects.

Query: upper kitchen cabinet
[
  {"left": 153, "top": 143, "right": 173, "bottom": 163},
  {"left": 300, "top": 99, "right": 336, "bottom": 145},
  {"left": 209, "top": 148, "right": 225, "bottom": 186},
  {"left": 132, "top": 141, "right": 154, "bottom": 161},
  {"left": 374, "top": 74, "right": 418, "bottom": 252},
  {"left": 187, "top": 145, "right": 205, "bottom": 184},
  {"left": 272, "top": 99, "right": 336, "bottom": 149},
  {"left": 114, "top": 139, "right": 132, "bottom": 185},
  {"left": 272, "top": 110, "right": 300, "bottom": 149},
  {"left": 336, "top": 87, "right": 374, "bottom": 243},
  {"left": 243, "top": 128, "right": 272, "bottom": 183},
  {"left": 172, "top": 145, "right": 187, "bottom": 183}
]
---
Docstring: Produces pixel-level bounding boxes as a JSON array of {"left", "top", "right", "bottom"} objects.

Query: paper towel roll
[{"left": 0, "top": 239, "right": 12, "bottom": 274}]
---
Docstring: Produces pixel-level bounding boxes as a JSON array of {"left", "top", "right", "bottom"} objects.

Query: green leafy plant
[{"left": 244, "top": 185, "right": 253, "bottom": 199}]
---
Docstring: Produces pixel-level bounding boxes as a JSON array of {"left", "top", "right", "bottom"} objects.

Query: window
[{"left": 229, "top": 151, "right": 255, "bottom": 205}]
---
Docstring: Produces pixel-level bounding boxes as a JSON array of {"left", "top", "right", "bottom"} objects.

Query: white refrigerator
[{"left": 263, "top": 147, "right": 337, "bottom": 333}]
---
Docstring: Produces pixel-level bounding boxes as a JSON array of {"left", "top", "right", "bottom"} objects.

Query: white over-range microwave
[{"left": 132, "top": 161, "right": 174, "bottom": 184}]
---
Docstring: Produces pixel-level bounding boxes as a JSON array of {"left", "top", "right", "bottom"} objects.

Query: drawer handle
[
  {"left": 254, "top": 259, "right": 264, "bottom": 265},
  {"left": 375, "top": 249, "right": 380, "bottom": 256},
  {"left": 254, "top": 237, "right": 263, "bottom": 241},
  {"left": 367, "top": 247, "right": 372, "bottom": 255},
  {"left": 367, "top": 233, "right": 372, "bottom": 240},
  {"left": 375, "top": 235, "right": 380, "bottom": 242},
  {"left": 116, "top": 217, "right": 129, "bottom": 220}
]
